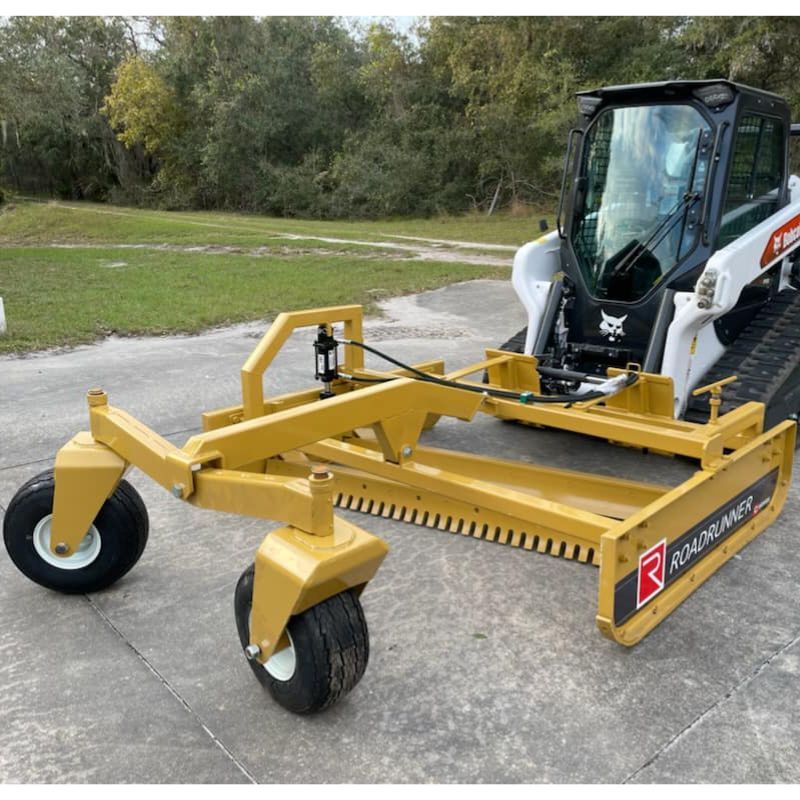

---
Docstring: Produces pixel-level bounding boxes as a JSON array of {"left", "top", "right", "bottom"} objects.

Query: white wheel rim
[
  {"left": 248, "top": 611, "right": 297, "bottom": 682},
  {"left": 32, "top": 515, "right": 102, "bottom": 570},
  {"left": 264, "top": 631, "right": 297, "bottom": 682}
]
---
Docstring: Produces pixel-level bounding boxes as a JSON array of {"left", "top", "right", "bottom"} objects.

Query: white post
[{"left": 0, "top": 297, "right": 6, "bottom": 335}]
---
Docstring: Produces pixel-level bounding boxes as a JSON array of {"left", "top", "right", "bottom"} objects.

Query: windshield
[{"left": 571, "top": 104, "right": 711, "bottom": 302}]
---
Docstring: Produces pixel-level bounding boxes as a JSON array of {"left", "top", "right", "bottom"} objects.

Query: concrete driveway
[{"left": 1, "top": 280, "right": 798, "bottom": 783}]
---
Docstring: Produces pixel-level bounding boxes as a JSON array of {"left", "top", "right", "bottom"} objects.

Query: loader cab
[{"left": 555, "top": 80, "right": 791, "bottom": 375}]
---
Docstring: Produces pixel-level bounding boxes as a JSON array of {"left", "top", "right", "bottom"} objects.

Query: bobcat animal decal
[{"left": 599, "top": 310, "right": 628, "bottom": 342}]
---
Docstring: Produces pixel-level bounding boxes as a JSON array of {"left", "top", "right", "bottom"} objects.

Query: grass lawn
[
  {"left": 0, "top": 246, "right": 504, "bottom": 354},
  {"left": 0, "top": 198, "right": 546, "bottom": 354},
  {"left": 0, "top": 199, "right": 551, "bottom": 249}
]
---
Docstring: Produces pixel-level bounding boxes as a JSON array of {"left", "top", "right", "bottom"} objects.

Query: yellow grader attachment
[{"left": 3, "top": 305, "right": 794, "bottom": 713}]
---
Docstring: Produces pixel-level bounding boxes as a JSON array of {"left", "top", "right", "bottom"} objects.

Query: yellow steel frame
[{"left": 48, "top": 304, "right": 795, "bottom": 655}]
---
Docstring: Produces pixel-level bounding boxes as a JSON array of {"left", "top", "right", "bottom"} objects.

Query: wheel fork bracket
[
  {"left": 249, "top": 520, "right": 388, "bottom": 664},
  {"left": 50, "top": 431, "right": 127, "bottom": 557}
]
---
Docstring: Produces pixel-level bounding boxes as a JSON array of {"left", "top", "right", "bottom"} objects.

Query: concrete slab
[
  {"left": 629, "top": 636, "right": 800, "bottom": 783},
  {"left": 0, "top": 495, "right": 250, "bottom": 784},
  {"left": 1, "top": 279, "right": 799, "bottom": 783}
]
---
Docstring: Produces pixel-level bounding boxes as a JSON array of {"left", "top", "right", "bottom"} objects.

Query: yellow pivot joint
[
  {"left": 308, "top": 465, "right": 335, "bottom": 536},
  {"left": 87, "top": 387, "right": 108, "bottom": 407}
]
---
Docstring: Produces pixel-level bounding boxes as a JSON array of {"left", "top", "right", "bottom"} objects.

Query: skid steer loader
[
  {"left": 4, "top": 79, "right": 800, "bottom": 714},
  {"left": 506, "top": 80, "right": 800, "bottom": 428}
]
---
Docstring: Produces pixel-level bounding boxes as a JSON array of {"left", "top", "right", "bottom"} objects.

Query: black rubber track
[
  {"left": 234, "top": 564, "right": 369, "bottom": 714},
  {"left": 685, "top": 290, "right": 800, "bottom": 430},
  {"left": 483, "top": 326, "right": 528, "bottom": 383},
  {"left": 497, "top": 326, "right": 528, "bottom": 354}
]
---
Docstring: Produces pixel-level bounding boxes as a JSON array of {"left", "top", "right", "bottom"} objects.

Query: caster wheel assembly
[
  {"left": 234, "top": 563, "right": 370, "bottom": 714},
  {"left": 3, "top": 469, "right": 149, "bottom": 593}
]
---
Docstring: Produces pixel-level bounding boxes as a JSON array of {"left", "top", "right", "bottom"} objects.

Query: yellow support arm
[{"left": 240, "top": 305, "right": 365, "bottom": 421}]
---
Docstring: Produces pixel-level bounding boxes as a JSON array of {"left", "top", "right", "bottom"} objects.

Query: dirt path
[
  {"left": 273, "top": 233, "right": 511, "bottom": 265},
  {"left": 27, "top": 239, "right": 512, "bottom": 267},
  {"left": 379, "top": 233, "right": 517, "bottom": 251},
  {"left": 9, "top": 199, "right": 515, "bottom": 266}
]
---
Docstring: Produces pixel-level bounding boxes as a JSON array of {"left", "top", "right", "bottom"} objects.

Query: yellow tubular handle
[{"left": 692, "top": 375, "right": 737, "bottom": 397}]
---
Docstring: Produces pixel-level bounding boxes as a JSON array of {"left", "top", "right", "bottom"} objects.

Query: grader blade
[
  {"left": 597, "top": 418, "right": 795, "bottom": 645},
  {"left": 6, "top": 302, "right": 795, "bottom": 716},
  {"left": 334, "top": 474, "right": 602, "bottom": 563},
  {"left": 270, "top": 441, "right": 671, "bottom": 565}
]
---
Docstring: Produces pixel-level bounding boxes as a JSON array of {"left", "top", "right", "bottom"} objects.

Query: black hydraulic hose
[
  {"left": 338, "top": 338, "right": 638, "bottom": 404},
  {"left": 537, "top": 365, "right": 610, "bottom": 383},
  {"left": 342, "top": 374, "right": 387, "bottom": 384}
]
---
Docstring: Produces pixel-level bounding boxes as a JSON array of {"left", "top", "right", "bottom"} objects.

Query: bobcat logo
[{"left": 599, "top": 310, "right": 628, "bottom": 342}]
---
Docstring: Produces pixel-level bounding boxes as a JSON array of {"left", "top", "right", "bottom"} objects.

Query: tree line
[{"left": 2, "top": 16, "right": 800, "bottom": 218}]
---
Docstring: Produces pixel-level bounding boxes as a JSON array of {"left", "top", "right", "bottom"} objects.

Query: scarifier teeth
[{"left": 334, "top": 490, "right": 599, "bottom": 566}]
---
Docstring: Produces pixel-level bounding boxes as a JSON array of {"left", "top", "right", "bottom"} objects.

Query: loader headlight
[
  {"left": 696, "top": 268, "right": 718, "bottom": 309},
  {"left": 576, "top": 95, "right": 602, "bottom": 118}
]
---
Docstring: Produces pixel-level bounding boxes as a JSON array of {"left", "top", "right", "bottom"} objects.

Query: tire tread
[
  {"left": 234, "top": 564, "right": 369, "bottom": 714},
  {"left": 3, "top": 469, "right": 149, "bottom": 593}
]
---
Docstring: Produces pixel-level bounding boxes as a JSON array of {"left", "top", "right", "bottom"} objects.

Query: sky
[{"left": 344, "top": 15, "right": 420, "bottom": 39}]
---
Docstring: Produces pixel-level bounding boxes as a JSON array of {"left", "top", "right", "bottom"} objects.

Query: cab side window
[{"left": 718, "top": 114, "right": 785, "bottom": 249}]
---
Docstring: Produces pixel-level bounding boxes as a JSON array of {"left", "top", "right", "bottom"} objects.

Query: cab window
[
  {"left": 718, "top": 114, "right": 785, "bottom": 249},
  {"left": 571, "top": 103, "right": 711, "bottom": 302}
]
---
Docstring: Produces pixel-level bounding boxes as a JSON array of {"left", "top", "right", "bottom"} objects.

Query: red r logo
[{"left": 637, "top": 539, "right": 667, "bottom": 608}]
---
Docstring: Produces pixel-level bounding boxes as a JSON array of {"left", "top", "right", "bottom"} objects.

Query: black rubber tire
[
  {"left": 3, "top": 469, "right": 149, "bottom": 593},
  {"left": 234, "top": 563, "right": 370, "bottom": 714}
]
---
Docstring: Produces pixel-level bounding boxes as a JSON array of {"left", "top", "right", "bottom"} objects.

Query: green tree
[
  {"left": 4, "top": 15, "right": 800, "bottom": 218},
  {"left": 680, "top": 17, "right": 800, "bottom": 114},
  {"left": 0, "top": 16, "right": 146, "bottom": 199}
]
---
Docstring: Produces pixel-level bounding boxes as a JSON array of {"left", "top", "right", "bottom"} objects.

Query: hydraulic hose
[{"left": 337, "top": 338, "right": 638, "bottom": 405}]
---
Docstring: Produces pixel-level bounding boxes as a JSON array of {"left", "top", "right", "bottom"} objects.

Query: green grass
[
  {"left": 0, "top": 198, "right": 541, "bottom": 354},
  {"left": 0, "top": 199, "right": 551, "bottom": 249},
  {"left": 0, "top": 246, "right": 504, "bottom": 354}
]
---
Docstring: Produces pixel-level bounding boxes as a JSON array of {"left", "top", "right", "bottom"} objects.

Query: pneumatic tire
[
  {"left": 234, "top": 563, "right": 370, "bottom": 714},
  {"left": 3, "top": 469, "right": 149, "bottom": 593}
]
